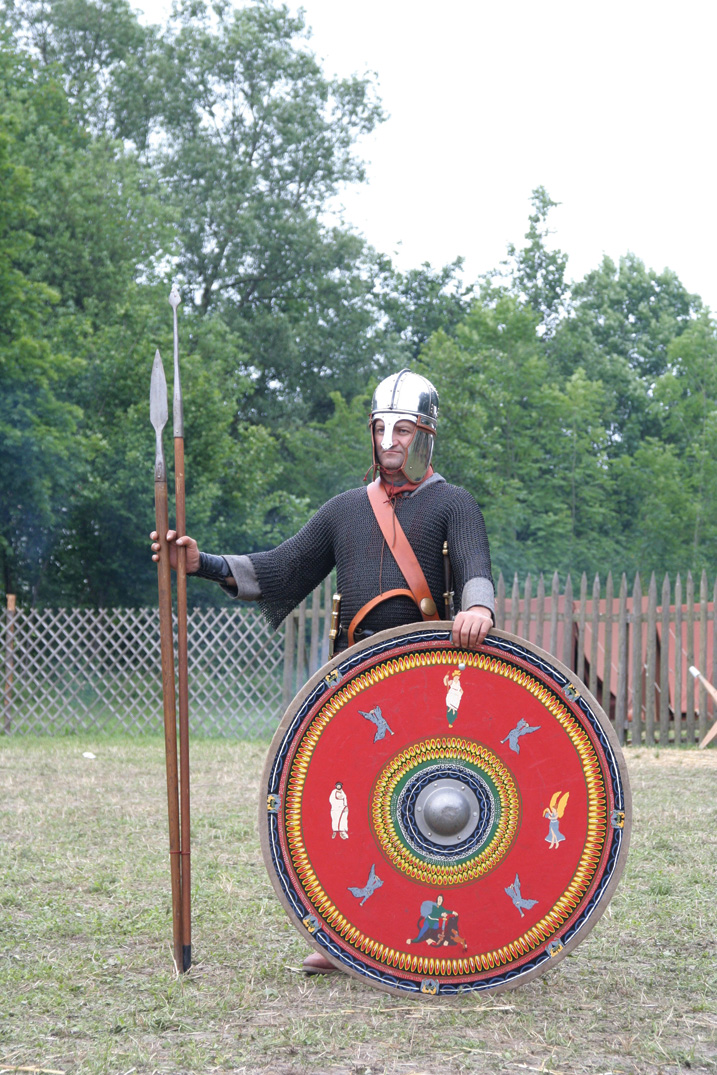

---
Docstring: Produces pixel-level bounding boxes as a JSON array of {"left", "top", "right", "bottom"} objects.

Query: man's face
[{"left": 373, "top": 419, "right": 416, "bottom": 472}]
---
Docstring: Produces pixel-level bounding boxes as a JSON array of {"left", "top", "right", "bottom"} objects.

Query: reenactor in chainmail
[
  {"left": 151, "top": 369, "right": 494, "bottom": 972},
  {"left": 152, "top": 369, "right": 494, "bottom": 653}
]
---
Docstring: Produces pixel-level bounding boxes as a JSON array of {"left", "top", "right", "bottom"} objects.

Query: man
[
  {"left": 152, "top": 369, "right": 494, "bottom": 652},
  {"left": 151, "top": 369, "right": 494, "bottom": 973}
]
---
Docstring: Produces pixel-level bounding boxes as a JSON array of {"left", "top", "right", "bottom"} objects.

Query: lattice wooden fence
[
  {"left": 3, "top": 570, "right": 716, "bottom": 743},
  {"left": 1, "top": 600, "right": 299, "bottom": 737}
]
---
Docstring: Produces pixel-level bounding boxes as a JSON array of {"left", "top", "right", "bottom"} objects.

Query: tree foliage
[
  {"left": 1, "top": 1, "right": 715, "bottom": 607},
  {"left": 0, "top": 36, "right": 84, "bottom": 596}
]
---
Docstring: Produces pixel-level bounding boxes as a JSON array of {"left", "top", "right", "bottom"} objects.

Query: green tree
[
  {"left": 2, "top": 0, "right": 162, "bottom": 148},
  {"left": 0, "top": 41, "right": 84, "bottom": 598},
  {"left": 623, "top": 313, "right": 717, "bottom": 576},
  {"left": 551, "top": 253, "right": 702, "bottom": 455},
  {"left": 152, "top": 0, "right": 386, "bottom": 420},
  {"left": 378, "top": 257, "right": 475, "bottom": 361},
  {"left": 498, "top": 186, "right": 569, "bottom": 337},
  {"left": 419, "top": 291, "right": 618, "bottom": 581}
]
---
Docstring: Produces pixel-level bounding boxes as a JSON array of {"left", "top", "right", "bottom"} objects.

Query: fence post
[
  {"left": 562, "top": 574, "right": 573, "bottom": 670},
  {"left": 712, "top": 576, "right": 717, "bottom": 730},
  {"left": 536, "top": 573, "right": 545, "bottom": 652},
  {"left": 3, "top": 594, "right": 16, "bottom": 734},
  {"left": 660, "top": 574, "right": 671, "bottom": 744},
  {"left": 549, "top": 572, "right": 559, "bottom": 657},
  {"left": 588, "top": 574, "right": 600, "bottom": 700},
  {"left": 283, "top": 610, "right": 296, "bottom": 711},
  {"left": 615, "top": 574, "right": 628, "bottom": 744},
  {"left": 522, "top": 574, "right": 532, "bottom": 642},
  {"left": 577, "top": 573, "right": 587, "bottom": 682},
  {"left": 698, "top": 570, "right": 708, "bottom": 743},
  {"left": 321, "top": 577, "right": 333, "bottom": 665},
  {"left": 510, "top": 574, "right": 520, "bottom": 636},
  {"left": 309, "top": 586, "right": 321, "bottom": 677},
  {"left": 674, "top": 574, "right": 683, "bottom": 745},
  {"left": 631, "top": 573, "right": 643, "bottom": 745},
  {"left": 496, "top": 573, "right": 505, "bottom": 631},
  {"left": 686, "top": 572, "right": 695, "bottom": 744},
  {"left": 645, "top": 573, "right": 657, "bottom": 744},
  {"left": 603, "top": 572, "right": 613, "bottom": 717}
]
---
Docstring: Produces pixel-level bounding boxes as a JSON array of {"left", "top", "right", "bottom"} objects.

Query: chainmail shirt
[{"left": 243, "top": 475, "right": 492, "bottom": 651}]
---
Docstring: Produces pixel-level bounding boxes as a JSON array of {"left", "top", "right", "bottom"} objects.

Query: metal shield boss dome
[{"left": 370, "top": 369, "right": 439, "bottom": 482}]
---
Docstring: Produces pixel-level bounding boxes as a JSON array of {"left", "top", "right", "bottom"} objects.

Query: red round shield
[{"left": 260, "top": 626, "right": 631, "bottom": 997}]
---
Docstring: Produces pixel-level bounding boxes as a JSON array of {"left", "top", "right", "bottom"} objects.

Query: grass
[{"left": 1, "top": 737, "right": 715, "bottom": 1075}]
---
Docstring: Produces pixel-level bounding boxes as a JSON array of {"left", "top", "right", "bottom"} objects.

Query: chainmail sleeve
[
  {"left": 247, "top": 499, "right": 338, "bottom": 630},
  {"left": 443, "top": 486, "right": 494, "bottom": 613}
]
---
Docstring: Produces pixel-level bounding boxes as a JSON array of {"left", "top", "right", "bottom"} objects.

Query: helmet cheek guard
[{"left": 370, "top": 370, "right": 439, "bottom": 483}]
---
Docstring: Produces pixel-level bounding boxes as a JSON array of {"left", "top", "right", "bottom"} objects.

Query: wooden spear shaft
[
  {"left": 170, "top": 286, "right": 192, "bottom": 972},
  {"left": 150, "top": 350, "right": 183, "bottom": 973}
]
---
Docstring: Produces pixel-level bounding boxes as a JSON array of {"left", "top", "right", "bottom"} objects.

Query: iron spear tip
[
  {"left": 169, "top": 285, "right": 181, "bottom": 311},
  {"left": 150, "top": 349, "right": 169, "bottom": 432}
]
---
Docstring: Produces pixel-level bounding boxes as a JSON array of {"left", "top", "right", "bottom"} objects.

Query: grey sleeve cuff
[
  {"left": 462, "top": 577, "right": 495, "bottom": 619},
  {"left": 221, "top": 554, "right": 262, "bottom": 601}
]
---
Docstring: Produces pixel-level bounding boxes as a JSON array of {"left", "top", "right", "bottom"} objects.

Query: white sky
[{"left": 136, "top": 0, "right": 717, "bottom": 310}]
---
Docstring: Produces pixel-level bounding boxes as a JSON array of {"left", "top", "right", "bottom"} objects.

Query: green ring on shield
[{"left": 370, "top": 737, "right": 521, "bottom": 885}]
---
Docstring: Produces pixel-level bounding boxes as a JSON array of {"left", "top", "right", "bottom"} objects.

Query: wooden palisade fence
[
  {"left": 284, "top": 570, "right": 717, "bottom": 747},
  {"left": 3, "top": 571, "right": 716, "bottom": 743}
]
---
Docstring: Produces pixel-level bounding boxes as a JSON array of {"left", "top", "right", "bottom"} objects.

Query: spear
[
  {"left": 150, "top": 349, "right": 183, "bottom": 972},
  {"left": 170, "top": 285, "right": 192, "bottom": 972}
]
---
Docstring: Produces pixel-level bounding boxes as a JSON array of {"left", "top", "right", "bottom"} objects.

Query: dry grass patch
[{"left": 1, "top": 738, "right": 715, "bottom": 1075}]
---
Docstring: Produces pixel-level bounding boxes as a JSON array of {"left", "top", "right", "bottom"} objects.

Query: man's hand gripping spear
[{"left": 149, "top": 288, "right": 192, "bottom": 973}]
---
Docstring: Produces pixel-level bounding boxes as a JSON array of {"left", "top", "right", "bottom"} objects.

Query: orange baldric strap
[{"left": 348, "top": 480, "right": 440, "bottom": 646}]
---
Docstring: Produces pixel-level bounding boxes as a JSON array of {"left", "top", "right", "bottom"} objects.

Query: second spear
[{"left": 170, "top": 285, "right": 192, "bottom": 973}]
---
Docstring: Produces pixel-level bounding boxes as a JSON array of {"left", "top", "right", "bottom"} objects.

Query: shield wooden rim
[{"left": 259, "top": 625, "right": 632, "bottom": 998}]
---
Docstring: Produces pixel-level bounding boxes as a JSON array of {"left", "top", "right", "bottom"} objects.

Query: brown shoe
[{"left": 303, "top": 951, "right": 342, "bottom": 975}]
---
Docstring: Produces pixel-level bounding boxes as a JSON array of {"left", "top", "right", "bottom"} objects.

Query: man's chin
[{"left": 379, "top": 455, "right": 404, "bottom": 472}]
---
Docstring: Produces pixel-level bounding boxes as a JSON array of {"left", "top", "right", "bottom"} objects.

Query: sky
[{"left": 135, "top": 0, "right": 717, "bottom": 310}]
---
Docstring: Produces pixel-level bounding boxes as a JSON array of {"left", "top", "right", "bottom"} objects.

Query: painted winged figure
[
  {"left": 358, "top": 706, "right": 394, "bottom": 742},
  {"left": 347, "top": 863, "right": 383, "bottom": 905},
  {"left": 505, "top": 874, "right": 538, "bottom": 917},
  {"left": 543, "top": 791, "right": 570, "bottom": 849},
  {"left": 501, "top": 717, "right": 541, "bottom": 753}
]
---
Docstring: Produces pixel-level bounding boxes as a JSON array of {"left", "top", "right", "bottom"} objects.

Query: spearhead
[
  {"left": 169, "top": 285, "right": 183, "bottom": 439},
  {"left": 150, "top": 349, "right": 168, "bottom": 483}
]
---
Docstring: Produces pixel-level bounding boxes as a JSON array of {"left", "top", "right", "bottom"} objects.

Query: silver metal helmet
[{"left": 370, "top": 369, "right": 439, "bottom": 482}]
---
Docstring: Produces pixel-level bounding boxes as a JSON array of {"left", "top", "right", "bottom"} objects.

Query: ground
[{"left": 0, "top": 739, "right": 715, "bottom": 1075}]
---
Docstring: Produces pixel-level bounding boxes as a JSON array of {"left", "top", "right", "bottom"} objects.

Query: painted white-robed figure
[{"left": 329, "top": 782, "right": 348, "bottom": 839}]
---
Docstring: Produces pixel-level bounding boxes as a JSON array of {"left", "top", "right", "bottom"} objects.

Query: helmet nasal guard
[{"left": 370, "top": 369, "right": 439, "bottom": 483}]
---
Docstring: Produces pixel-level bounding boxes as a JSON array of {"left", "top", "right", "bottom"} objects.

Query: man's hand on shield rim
[{"left": 452, "top": 606, "right": 492, "bottom": 649}]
